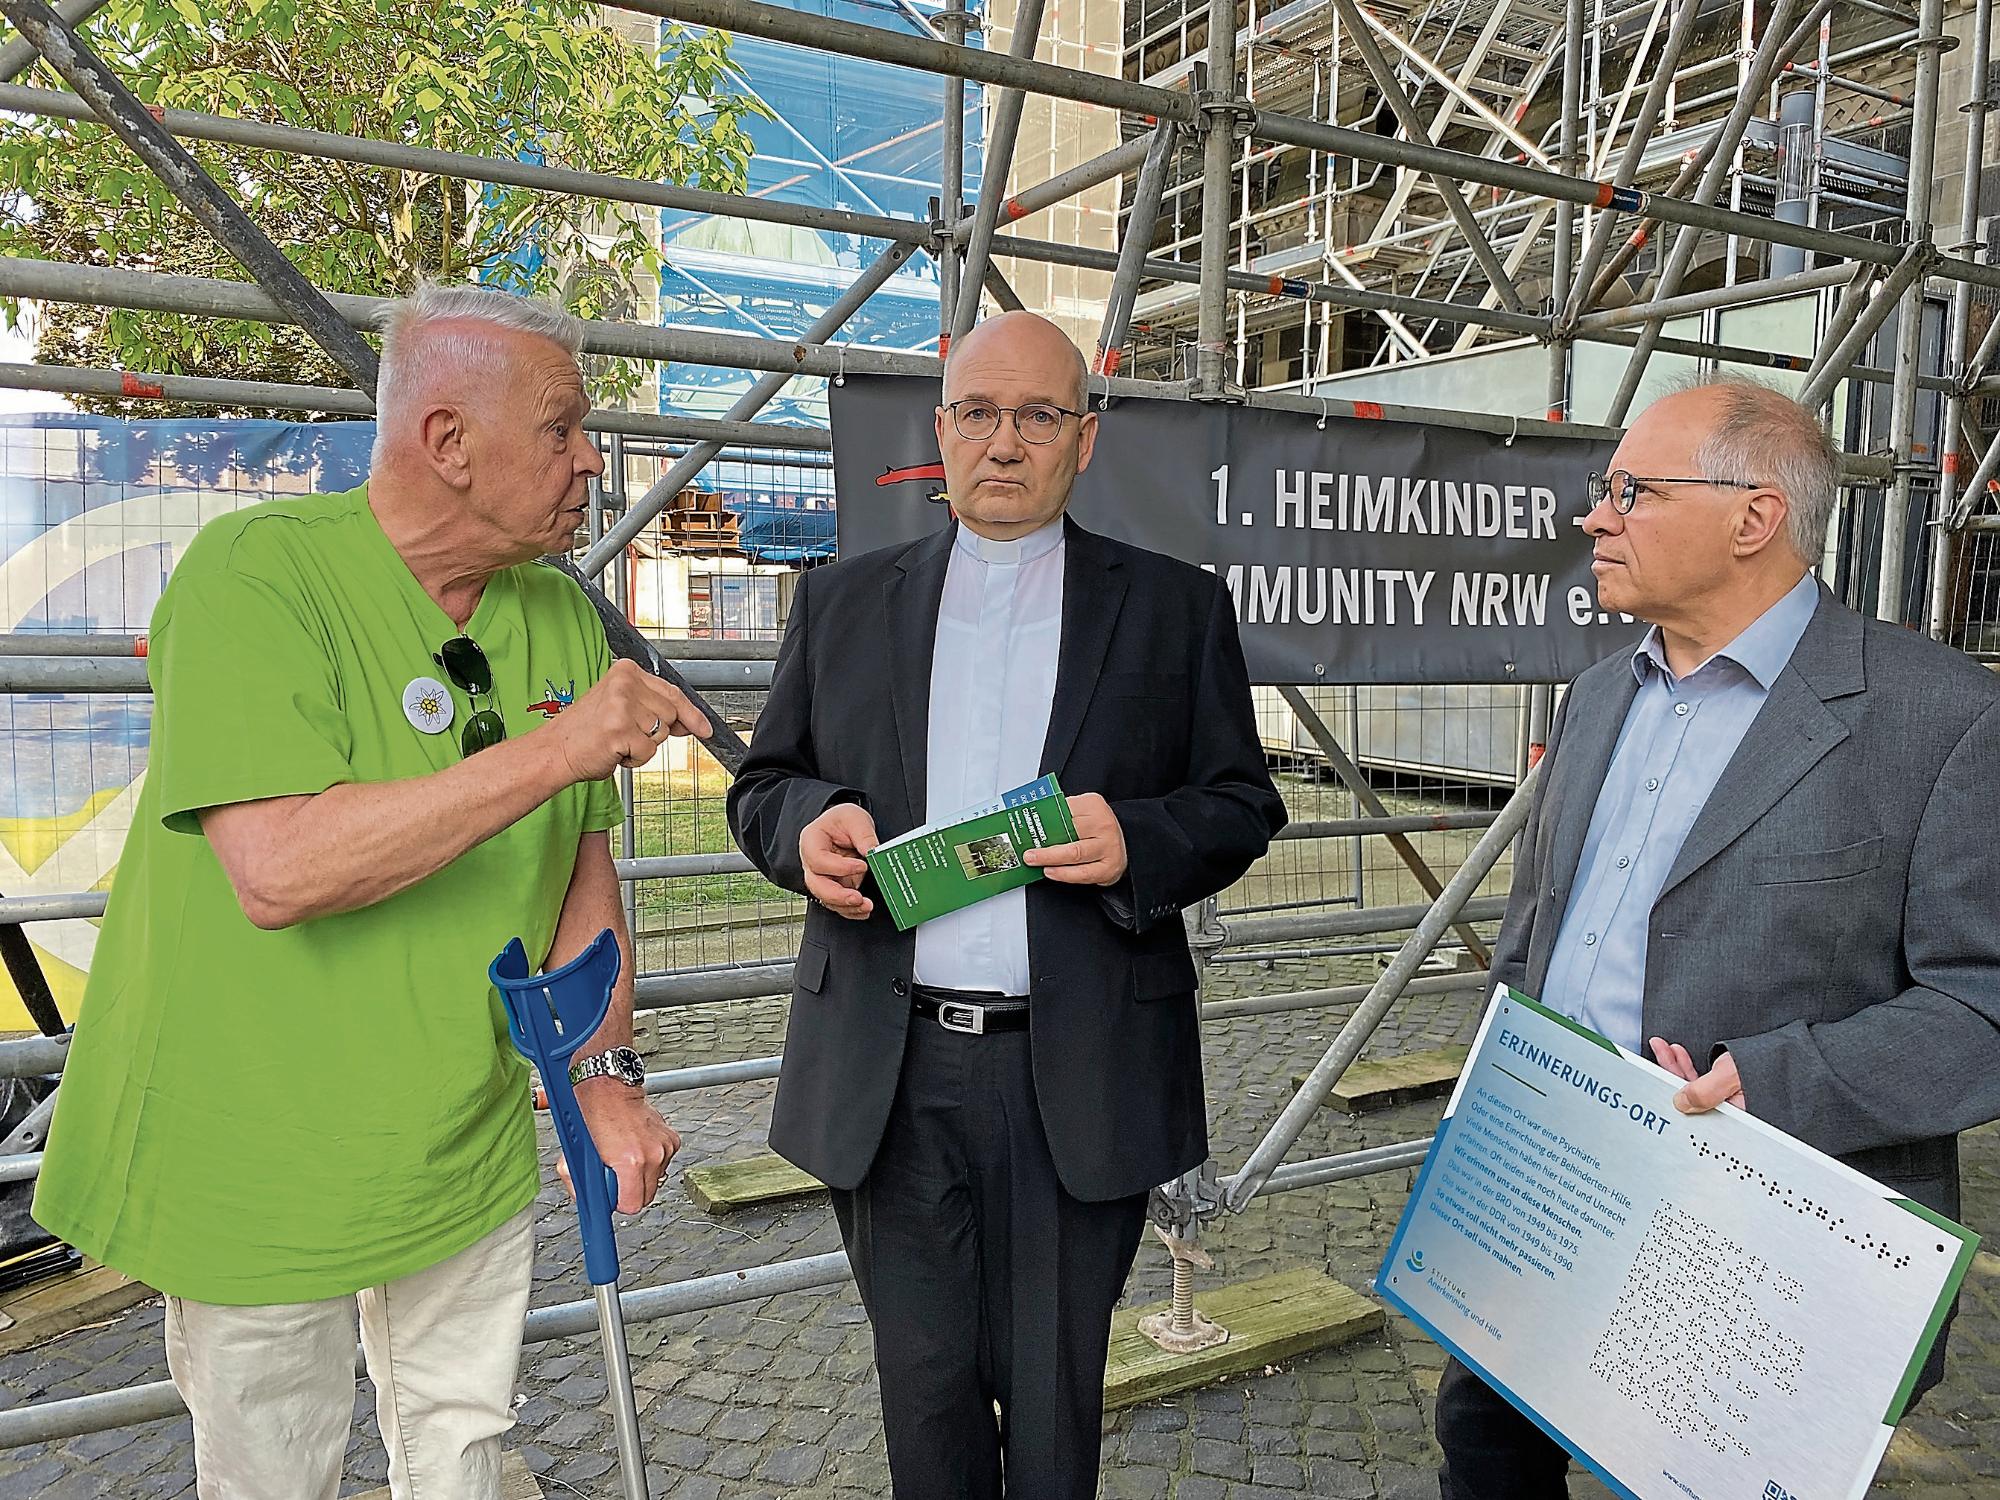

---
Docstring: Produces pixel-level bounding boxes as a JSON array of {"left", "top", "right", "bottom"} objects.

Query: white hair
[
  {"left": 371, "top": 282, "right": 585, "bottom": 466},
  {"left": 1668, "top": 373, "right": 1840, "bottom": 565}
]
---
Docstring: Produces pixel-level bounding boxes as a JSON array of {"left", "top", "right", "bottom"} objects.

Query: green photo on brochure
[{"left": 865, "top": 774, "right": 1080, "bottom": 931}]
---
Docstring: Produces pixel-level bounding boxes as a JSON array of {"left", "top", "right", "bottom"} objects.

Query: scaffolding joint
[
  {"left": 1897, "top": 31, "right": 1958, "bottom": 59},
  {"left": 1193, "top": 87, "right": 1256, "bottom": 142}
]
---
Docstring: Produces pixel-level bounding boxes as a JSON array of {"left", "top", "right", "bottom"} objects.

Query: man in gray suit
[{"left": 1435, "top": 377, "right": 2000, "bottom": 1499}]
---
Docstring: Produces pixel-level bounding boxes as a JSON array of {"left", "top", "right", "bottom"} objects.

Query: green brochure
[{"left": 866, "top": 774, "right": 1080, "bottom": 932}]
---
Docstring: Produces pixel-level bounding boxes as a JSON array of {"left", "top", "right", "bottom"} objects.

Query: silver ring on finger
[{"left": 646, "top": 716, "right": 663, "bottom": 738}]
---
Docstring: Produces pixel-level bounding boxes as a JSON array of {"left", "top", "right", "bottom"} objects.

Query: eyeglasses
[
  {"left": 944, "top": 400, "right": 1086, "bottom": 445},
  {"left": 435, "top": 636, "right": 506, "bottom": 756},
  {"left": 1587, "top": 470, "right": 1768, "bottom": 515}
]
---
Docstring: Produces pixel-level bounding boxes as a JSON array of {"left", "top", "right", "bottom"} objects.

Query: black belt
[{"left": 912, "top": 984, "right": 1029, "bottom": 1035}]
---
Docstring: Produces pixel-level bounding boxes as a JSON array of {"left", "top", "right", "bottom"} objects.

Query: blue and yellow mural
[{"left": 0, "top": 415, "right": 374, "bottom": 1029}]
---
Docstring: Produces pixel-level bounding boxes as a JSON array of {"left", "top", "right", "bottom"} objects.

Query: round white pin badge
[{"left": 403, "top": 676, "right": 455, "bottom": 735}]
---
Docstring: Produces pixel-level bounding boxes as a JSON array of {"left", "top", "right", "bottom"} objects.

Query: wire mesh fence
[
  {"left": 0, "top": 412, "right": 1563, "bottom": 1018},
  {"left": 1936, "top": 523, "right": 2000, "bottom": 661},
  {"left": 0, "top": 416, "right": 376, "bottom": 1022}
]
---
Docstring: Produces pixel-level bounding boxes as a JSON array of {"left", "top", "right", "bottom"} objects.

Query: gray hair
[
  {"left": 1671, "top": 374, "right": 1839, "bottom": 565},
  {"left": 371, "top": 283, "right": 585, "bottom": 464}
]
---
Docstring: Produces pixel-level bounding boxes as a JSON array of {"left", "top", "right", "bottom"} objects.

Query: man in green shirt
[{"left": 33, "top": 284, "right": 708, "bottom": 1500}]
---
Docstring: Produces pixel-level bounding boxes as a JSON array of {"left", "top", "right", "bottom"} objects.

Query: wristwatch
[{"left": 569, "top": 1045, "right": 645, "bottom": 1089}]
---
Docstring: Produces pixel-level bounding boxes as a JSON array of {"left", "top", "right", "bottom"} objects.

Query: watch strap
[{"left": 568, "top": 1046, "right": 643, "bottom": 1088}]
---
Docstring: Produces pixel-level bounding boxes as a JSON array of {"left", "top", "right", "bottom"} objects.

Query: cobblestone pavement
[{"left": 1, "top": 956, "right": 1997, "bottom": 1499}]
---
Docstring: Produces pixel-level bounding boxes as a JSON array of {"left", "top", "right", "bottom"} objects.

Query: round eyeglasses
[
  {"left": 944, "top": 400, "right": 1086, "bottom": 445},
  {"left": 1586, "top": 470, "right": 1768, "bottom": 515}
]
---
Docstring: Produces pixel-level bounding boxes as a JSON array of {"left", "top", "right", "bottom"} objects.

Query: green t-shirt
[{"left": 33, "top": 485, "right": 624, "bottom": 1304}]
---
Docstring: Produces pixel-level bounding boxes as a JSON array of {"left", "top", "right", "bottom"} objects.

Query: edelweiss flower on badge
[{"left": 403, "top": 675, "right": 455, "bottom": 735}]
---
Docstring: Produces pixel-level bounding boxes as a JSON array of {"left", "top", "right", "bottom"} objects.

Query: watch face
[{"left": 612, "top": 1048, "right": 646, "bottom": 1087}]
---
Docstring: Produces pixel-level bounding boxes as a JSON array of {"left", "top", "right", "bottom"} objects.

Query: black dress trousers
[
  {"left": 829, "top": 1013, "right": 1148, "bottom": 1500},
  {"left": 1433, "top": 1357, "right": 1571, "bottom": 1500}
]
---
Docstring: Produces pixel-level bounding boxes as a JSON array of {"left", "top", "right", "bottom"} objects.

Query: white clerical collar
[{"left": 954, "top": 514, "right": 1066, "bottom": 566}]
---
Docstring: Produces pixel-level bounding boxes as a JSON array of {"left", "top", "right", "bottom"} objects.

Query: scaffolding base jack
[{"left": 1138, "top": 1225, "right": 1232, "bottom": 1355}]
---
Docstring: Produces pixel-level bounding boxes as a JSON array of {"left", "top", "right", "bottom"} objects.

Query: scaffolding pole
[
  {"left": 0, "top": 0, "right": 97, "bottom": 84},
  {"left": 952, "top": 0, "right": 1050, "bottom": 342},
  {"left": 0, "top": 256, "right": 944, "bottom": 380},
  {"left": 1603, "top": 0, "right": 1819, "bottom": 421},
  {"left": 1876, "top": 0, "right": 1947, "bottom": 623},
  {"left": 1547, "top": 0, "right": 1589, "bottom": 419},
  {"left": 950, "top": 131, "right": 1157, "bottom": 241},
  {"left": 578, "top": 241, "right": 913, "bottom": 579},
  {"left": 1797, "top": 244, "right": 1932, "bottom": 410},
  {"left": 0, "top": 81, "right": 928, "bottom": 250},
  {"left": 1328, "top": 0, "right": 1527, "bottom": 316},
  {"left": 0, "top": 361, "right": 837, "bottom": 449},
  {"left": 1560, "top": 0, "right": 1708, "bottom": 329},
  {"left": 1194, "top": 0, "right": 1240, "bottom": 398},
  {"left": 937, "top": 3, "right": 973, "bottom": 344},
  {"left": 1575, "top": 260, "right": 1860, "bottom": 331},
  {"left": 1223, "top": 765, "right": 1539, "bottom": 1210},
  {"left": 310, "top": 0, "right": 1998, "bottom": 299},
  {"left": 1093, "top": 123, "right": 1178, "bottom": 375},
  {"left": 0, "top": 0, "right": 378, "bottom": 389}
]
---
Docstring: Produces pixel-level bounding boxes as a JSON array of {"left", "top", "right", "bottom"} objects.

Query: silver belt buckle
[{"left": 936, "top": 1001, "right": 986, "bottom": 1035}]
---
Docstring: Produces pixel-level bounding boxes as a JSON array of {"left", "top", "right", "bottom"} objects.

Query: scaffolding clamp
[
  {"left": 1193, "top": 87, "right": 1257, "bottom": 143},
  {"left": 1143, "top": 1161, "right": 1230, "bottom": 1354}
]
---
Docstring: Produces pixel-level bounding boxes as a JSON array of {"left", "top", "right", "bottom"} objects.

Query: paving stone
[
  {"left": 753, "top": 1444, "right": 825, "bottom": 1487},
  {"left": 3, "top": 958, "right": 1996, "bottom": 1500},
  {"left": 1251, "top": 1453, "right": 1307, "bottom": 1489},
  {"left": 1127, "top": 1404, "right": 1190, "bottom": 1433},
  {"left": 1121, "top": 1429, "right": 1182, "bottom": 1467},
  {"left": 704, "top": 1442, "right": 760, "bottom": 1482},
  {"left": 1102, "top": 1464, "right": 1173, "bottom": 1499},
  {"left": 554, "top": 1451, "right": 615, "bottom": 1485},
  {"left": 1309, "top": 1458, "right": 1377, "bottom": 1498},
  {"left": 1190, "top": 1436, "right": 1251, "bottom": 1480},
  {"left": 1193, "top": 1410, "right": 1245, "bottom": 1441},
  {"left": 709, "top": 1407, "right": 778, "bottom": 1443}
]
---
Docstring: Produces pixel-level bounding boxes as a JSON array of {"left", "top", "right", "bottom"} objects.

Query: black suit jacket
[{"left": 727, "top": 517, "right": 1286, "bottom": 1202}]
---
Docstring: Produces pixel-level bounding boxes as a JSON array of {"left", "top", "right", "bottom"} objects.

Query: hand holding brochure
[{"left": 865, "top": 775, "right": 1080, "bottom": 931}]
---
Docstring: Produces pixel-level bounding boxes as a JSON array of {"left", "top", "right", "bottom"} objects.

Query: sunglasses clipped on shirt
[{"left": 435, "top": 635, "right": 507, "bottom": 757}]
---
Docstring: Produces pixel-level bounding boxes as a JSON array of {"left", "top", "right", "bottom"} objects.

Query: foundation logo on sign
[
  {"left": 1764, "top": 1481, "right": 1802, "bottom": 1500},
  {"left": 0, "top": 414, "right": 375, "bottom": 1028}
]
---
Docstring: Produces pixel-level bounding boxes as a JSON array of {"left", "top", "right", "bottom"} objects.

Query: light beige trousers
[{"left": 163, "top": 1206, "right": 535, "bottom": 1500}]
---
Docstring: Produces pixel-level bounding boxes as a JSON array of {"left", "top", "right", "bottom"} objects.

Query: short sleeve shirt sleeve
[
  {"left": 569, "top": 585, "right": 625, "bottom": 835},
  {"left": 149, "top": 532, "right": 353, "bottom": 835}
]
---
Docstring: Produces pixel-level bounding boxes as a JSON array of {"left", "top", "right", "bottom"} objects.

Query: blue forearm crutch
[{"left": 491, "top": 927, "right": 650, "bottom": 1500}]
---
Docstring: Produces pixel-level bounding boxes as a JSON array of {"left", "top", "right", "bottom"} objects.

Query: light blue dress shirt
[
  {"left": 913, "top": 516, "right": 1066, "bottom": 995},
  {"left": 1543, "top": 572, "right": 1821, "bottom": 1048}
]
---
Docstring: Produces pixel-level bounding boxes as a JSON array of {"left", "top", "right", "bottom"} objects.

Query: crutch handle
[{"left": 490, "top": 928, "right": 625, "bottom": 1286}]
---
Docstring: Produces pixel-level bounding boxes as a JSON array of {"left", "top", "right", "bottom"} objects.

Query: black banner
[{"left": 830, "top": 374, "right": 1642, "bottom": 684}]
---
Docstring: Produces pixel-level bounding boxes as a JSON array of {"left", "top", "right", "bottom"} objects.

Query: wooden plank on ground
[
  {"left": 1294, "top": 1044, "right": 1469, "bottom": 1115},
  {"left": 0, "top": 1262, "right": 154, "bottom": 1357},
  {"left": 682, "top": 1154, "right": 825, "bottom": 1215},
  {"left": 356, "top": 1450, "right": 540, "bottom": 1498},
  {"left": 1103, "top": 1266, "right": 1384, "bottom": 1411}
]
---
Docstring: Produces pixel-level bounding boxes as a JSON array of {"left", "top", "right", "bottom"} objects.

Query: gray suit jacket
[{"left": 1493, "top": 584, "right": 2000, "bottom": 1223}]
